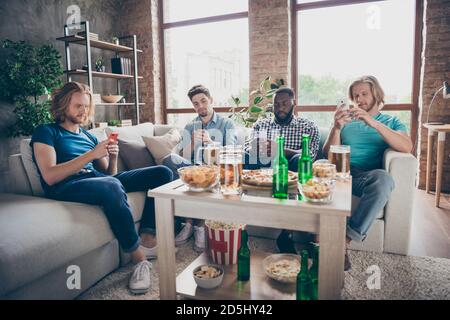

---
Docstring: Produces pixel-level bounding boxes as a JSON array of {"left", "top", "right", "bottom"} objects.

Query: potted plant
[
  {"left": 107, "top": 119, "right": 120, "bottom": 127},
  {"left": 95, "top": 57, "right": 106, "bottom": 72},
  {"left": 111, "top": 36, "right": 119, "bottom": 45},
  {"left": 0, "top": 39, "right": 63, "bottom": 137},
  {"left": 230, "top": 76, "right": 285, "bottom": 127}
]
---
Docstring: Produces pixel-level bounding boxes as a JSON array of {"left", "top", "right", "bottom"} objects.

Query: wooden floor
[{"left": 409, "top": 188, "right": 450, "bottom": 259}]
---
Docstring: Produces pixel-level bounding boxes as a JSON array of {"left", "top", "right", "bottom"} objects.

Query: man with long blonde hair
[
  {"left": 31, "top": 82, "right": 173, "bottom": 294},
  {"left": 323, "top": 75, "right": 412, "bottom": 270}
]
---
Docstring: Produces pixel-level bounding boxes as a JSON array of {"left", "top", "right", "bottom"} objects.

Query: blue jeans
[
  {"left": 45, "top": 166, "right": 173, "bottom": 252},
  {"left": 347, "top": 167, "right": 395, "bottom": 242},
  {"left": 243, "top": 152, "right": 300, "bottom": 172}
]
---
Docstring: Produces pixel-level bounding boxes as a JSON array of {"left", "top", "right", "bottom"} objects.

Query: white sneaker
[
  {"left": 129, "top": 260, "right": 151, "bottom": 294},
  {"left": 175, "top": 222, "right": 194, "bottom": 246},
  {"left": 193, "top": 225, "right": 207, "bottom": 253}
]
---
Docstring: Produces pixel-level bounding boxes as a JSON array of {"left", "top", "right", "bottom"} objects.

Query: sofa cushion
[
  {"left": 118, "top": 139, "right": 156, "bottom": 169},
  {"left": 105, "top": 123, "right": 154, "bottom": 144},
  {"left": 20, "top": 139, "right": 44, "bottom": 197},
  {"left": 143, "top": 128, "right": 182, "bottom": 164},
  {"left": 0, "top": 192, "right": 145, "bottom": 296}
]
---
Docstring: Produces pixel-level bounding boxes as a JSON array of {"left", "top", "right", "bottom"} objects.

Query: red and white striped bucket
[{"left": 205, "top": 221, "right": 245, "bottom": 265}]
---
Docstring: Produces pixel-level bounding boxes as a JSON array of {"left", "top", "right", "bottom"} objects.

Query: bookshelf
[{"left": 57, "top": 21, "right": 144, "bottom": 125}]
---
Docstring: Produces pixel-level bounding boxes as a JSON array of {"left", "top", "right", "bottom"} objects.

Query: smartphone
[
  {"left": 338, "top": 100, "right": 349, "bottom": 111},
  {"left": 109, "top": 132, "right": 119, "bottom": 143}
]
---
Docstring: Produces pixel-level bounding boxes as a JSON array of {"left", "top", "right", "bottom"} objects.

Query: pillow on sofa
[
  {"left": 20, "top": 139, "right": 45, "bottom": 197},
  {"left": 142, "top": 128, "right": 182, "bottom": 165},
  {"left": 105, "top": 123, "right": 154, "bottom": 143},
  {"left": 118, "top": 139, "right": 156, "bottom": 169}
]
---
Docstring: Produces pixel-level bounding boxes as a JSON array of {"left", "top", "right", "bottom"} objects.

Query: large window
[
  {"left": 294, "top": 0, "right": 420, "bottom": 140},
  {"left": 162, "top": 0, "right": 249, "bottom": 126}
]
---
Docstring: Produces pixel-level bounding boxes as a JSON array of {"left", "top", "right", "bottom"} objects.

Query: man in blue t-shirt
[
  {"left": 323, "top": 75, "right": 413, "bottom": 271},
  {"left": 31, "top": 82, "right": 173, "bottom": 294}
]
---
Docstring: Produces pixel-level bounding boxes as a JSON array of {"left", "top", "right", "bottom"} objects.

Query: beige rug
[{"left": 77, "top": 237, "right": 450, "bottom": 300}]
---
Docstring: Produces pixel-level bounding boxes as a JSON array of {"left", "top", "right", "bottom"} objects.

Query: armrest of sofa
[
  {"left": 7, "top": 154, "right": 33, "bottom": 195},
  {"left": 382, "top": 149, "right": 417, "bottom": 255}
]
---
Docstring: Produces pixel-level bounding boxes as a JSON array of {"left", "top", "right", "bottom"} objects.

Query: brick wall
[
  {"left": 118, "top": 0, "right": 162, "bottom": 124},
  {"left": 249, "top": 0, "right": 292, "bottom": 93},
  {"left": 417, "top": 0, "right": 450, "bottom": 192}
]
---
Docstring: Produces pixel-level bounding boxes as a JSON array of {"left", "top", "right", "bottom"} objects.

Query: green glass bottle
[
  {"left": 272, "top": 136, "right": 289, "bottom": 199},
  {"left": 309, "top": 243, "right": 319, "bottom": 300},
  {"left": 237, "top": 229, "right": 250, "bottom": 281},
  {"left": 296, "top": 249, "right": 311, "bottom": 300},
  {"left": 298, "top": 134, "right": 313, "bottom": 184}
]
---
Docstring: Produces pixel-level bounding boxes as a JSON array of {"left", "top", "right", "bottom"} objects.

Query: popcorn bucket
[{"left": 205, "top": 221, "right": 245, "bottom": 265}]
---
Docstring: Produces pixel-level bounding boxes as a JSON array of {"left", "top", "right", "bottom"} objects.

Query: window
[
  {"left": 294, "top": 0, "right": 420, "bottom": 140},
  {"left": 162, "top": 0, "right": 249, "bottom": 127}
]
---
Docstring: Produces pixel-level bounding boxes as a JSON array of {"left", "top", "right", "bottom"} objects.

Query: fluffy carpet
[{"left": 77, "top": 237, "right": 450, "bottom": 300}]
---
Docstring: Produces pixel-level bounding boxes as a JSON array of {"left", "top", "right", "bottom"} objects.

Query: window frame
[
  {"left": 159, "top": 0, "right": 249, "bottom": 124},
  {"left": 291, "top": 0, "right": 423, "bottom": 149}
]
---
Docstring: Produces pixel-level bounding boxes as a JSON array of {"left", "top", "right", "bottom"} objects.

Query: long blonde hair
[
  {"left": 348, "top": 75, "right": 385, "bottom": 109},
  {"left": 51, "top": 82, "right": 94, "bottom": 124}
]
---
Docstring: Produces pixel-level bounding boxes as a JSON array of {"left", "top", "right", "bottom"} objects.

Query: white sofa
[
  {"left": 0, "top": 123, "right": 173, "bottom": 299},
  {"left": 0, "top": 122, "right": 417, "bottom": 299}
]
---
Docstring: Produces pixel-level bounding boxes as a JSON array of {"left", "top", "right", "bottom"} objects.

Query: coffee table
[{"left": 148, "top": 179, "right": 351, "bottom": 300}]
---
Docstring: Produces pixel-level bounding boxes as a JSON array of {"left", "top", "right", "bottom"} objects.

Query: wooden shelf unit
[{"left": 57, "top": 21, "right": 143, "bottom": 124}]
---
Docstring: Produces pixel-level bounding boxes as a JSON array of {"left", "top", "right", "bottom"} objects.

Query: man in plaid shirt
[{"left": 244, "top": 87, "right": 320, "bottom": 172}]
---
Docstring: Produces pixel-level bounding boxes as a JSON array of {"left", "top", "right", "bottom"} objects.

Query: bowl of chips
[
  {"left": 263, "top": 254, "right": 302, "bottom": 284},
  {"left": 313, "top": 160, "right": 336, "bottom": 181},
  {"left": 193, "top": 264, "right": 224, "bottom": 289},
  {"left": 298, "top": 178, "right": 334, "bottom": 203},
  {"left": 178, "top": 165, "right": 220, "bottom": 192}
]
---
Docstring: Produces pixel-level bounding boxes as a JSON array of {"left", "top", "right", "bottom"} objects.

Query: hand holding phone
[{"left": 109, "top": 132, "right": 119, "bottom": 143}]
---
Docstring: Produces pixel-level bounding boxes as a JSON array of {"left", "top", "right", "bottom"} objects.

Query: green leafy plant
[
  {"left": 230, "top": 76, "right": 285, "bottom": 127},
  {"left": 107, "top": 119, "right": 120, "bottom": 127},
  {"left": 0, "top": 39, "right": 63, "bottom": 137},
  {"left": 95, "top": 57, "right": 105, "bottom": 72}
]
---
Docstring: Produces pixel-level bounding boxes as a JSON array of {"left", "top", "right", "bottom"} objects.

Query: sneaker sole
[{"left": 129, "top": 287, "right": 150, "bottom": 295}]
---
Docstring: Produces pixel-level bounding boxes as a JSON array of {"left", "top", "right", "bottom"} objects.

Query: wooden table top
[{"left": 423, "top": 123, "right": 450, "bottom": 132}]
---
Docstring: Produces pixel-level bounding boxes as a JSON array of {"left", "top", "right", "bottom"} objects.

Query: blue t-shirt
[
  {"left": 30, "top": 123, "right": 98, "bottom": 189},
  {"left": 341, "top": 113, "right": 407, "bottom": 171}
]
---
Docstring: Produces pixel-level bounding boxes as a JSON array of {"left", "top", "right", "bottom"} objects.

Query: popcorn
[{"left": 205, "top": 220, "right": 245, "bottom": 230}]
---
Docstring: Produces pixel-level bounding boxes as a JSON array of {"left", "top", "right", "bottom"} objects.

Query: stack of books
[
  {"left": 118, "top": 119, "right": 132, "bottom": 127},
  {"left": 111, "top": 57, "right": 132, "bottom": 75},
  {"left": 95, "top": 122, "right": 108, "bottom": 129},
  {"left": 77, "top": 31, "right": 99, "bottom": 41}
]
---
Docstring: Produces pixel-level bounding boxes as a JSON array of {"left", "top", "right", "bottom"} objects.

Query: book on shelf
[
  {"left": 118, "top": 119, "right": 132, "bottom": 127},
  {"left": 76, "top": 31, "right": 98, "bottom": 40},
  {"left": 95, "top": 122, "right": 108, "bottom": 128},
  {"left": 111, "top": 57, "right": 132, "bottom": 75}
]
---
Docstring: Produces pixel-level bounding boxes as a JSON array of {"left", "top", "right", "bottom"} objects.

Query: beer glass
[
  {"left": 328, "top": 145, "right": 350, "bottom": 179},
  {"left": 219, "top": 145, "right": 243, "bottom": 195},
  {"left": 195, "top": 142, "right": 221, "bottom": 165}
]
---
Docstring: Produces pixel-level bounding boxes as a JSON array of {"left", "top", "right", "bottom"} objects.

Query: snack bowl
[
  {"left": 178, "top": 165, "right": 220, "bottom": 192},
  {"left": 313, "top": 161, "right": 336, "bottom": 180},
  {"left": 298, "top": 178, "right": 335, "bottom": 203},
  {"left": 263, "top": 254, "right": 301, "bottom": 284},
  {"left": 193, "top": 264, "right": 224, "bottom": 289}
]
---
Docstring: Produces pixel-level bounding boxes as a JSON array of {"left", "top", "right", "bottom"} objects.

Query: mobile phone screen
[{"left": 109, "top": 132, "right": 119, "bottom": 143}]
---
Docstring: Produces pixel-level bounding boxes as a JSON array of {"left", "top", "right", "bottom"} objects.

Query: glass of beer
[
  {"left": 328, "top": 145, "right": 350, "bottom": 179},
  {"left": 195, "top": 142, "right": 221, "bottom": 166},
  {"left": 219, "top": 145, "right": 243, "bottom": 195}
]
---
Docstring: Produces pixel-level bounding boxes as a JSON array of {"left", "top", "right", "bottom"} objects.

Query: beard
[
  {"left": 274, "top": 107, "right": 294, "bottom": 125},
  {"left": 66, "top": 113, "right": 86, "bottom": 125}
]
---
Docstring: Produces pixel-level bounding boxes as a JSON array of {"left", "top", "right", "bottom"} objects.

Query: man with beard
[
  {"left": 244, "top": 87, "right": 320, "bottom": 171},
  {"left": 162, "top": 84, "right": 237, "bottom": 253},
  {"left": 244, "top": 87, "right": 320, "bottom": 256},
  {"left": 31, "top": 82, "right": 173, "bottom": 294},
  {"left": 323, "top": 75, "right": 412, "bottom": 270}
]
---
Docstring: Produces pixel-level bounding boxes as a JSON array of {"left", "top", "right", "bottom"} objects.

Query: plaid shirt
[{"left": 244, "top": 116, "right": 320, "bottom": 160}]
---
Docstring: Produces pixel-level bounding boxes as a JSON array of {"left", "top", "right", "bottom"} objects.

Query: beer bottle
[
  {"left": 272, "top": 136, "right": 289, "bottom": 199},
  {"left": 298, "top": 134, "right": 312, "bottom": 184},
  {"left": 237, "top": 229, "right": 250, "bottom": 281},
  {"left": 309, "top": 243, "right": 319, "bottom": 300},
  {"left": 296, "top": 249, "right": 311, "bottom": 300}
]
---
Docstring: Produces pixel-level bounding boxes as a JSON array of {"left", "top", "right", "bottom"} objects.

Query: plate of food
[
  {"left": 242, "top": 169, "right": 297, "bottom": 189},
  {"left": 263, "top": 254, "right": 302, "bottom": 284},
  {"left": 298, "top": 178, "right": 334, "bottom": 203}
]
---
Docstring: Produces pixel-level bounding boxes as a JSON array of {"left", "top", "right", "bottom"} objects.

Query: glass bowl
[
  {"left": 263, "top": 254, "right": 301, "bottom": 284},
  {"left": 178, "top": 165, "right": 219, "bottom": 192},
  {"left": 298, "top": 178, "right": 335, "bottom": 203},
  {"left": 313, "top": 161, "right": 336, "bottom": 181}
]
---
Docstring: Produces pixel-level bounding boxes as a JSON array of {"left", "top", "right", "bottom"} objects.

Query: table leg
[
  {"left": 426, "top": 130, "right": 434, "bottom": 193},
  {"left": 318, "top": 215, "right": 346, "bottom": 300},
  {"left": 155, "top": 198, "right": 177, "bottom": 299},
  {"left": 435, "top": 132, "right": 446, "bottom": 207}
]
